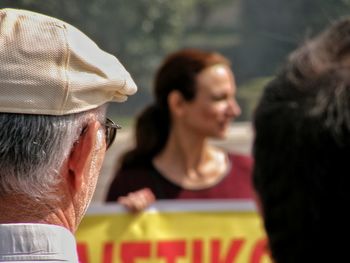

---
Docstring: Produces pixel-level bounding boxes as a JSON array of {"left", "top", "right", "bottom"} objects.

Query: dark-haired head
[
  {"left": 155, "top": 48, "right": 231, "bottom": 105},
  {"left": 253, "top": 17, "right": 350, "bottom": 263}
]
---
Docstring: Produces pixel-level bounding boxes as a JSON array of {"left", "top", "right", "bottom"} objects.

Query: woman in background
[{"left": 106, "top": 48, "right": 254, "bottom": 211}]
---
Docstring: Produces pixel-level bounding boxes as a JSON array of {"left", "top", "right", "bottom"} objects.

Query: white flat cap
[{"left": 0, "top": 8, "right": 137, "bottom": 115}]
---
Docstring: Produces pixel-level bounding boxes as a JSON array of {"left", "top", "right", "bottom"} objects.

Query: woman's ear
[{"left": 168, "top": 90, "right": 186, "bottom": 117}]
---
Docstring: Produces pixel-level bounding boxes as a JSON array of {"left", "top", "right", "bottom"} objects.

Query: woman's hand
[{"left": 117, "top": 188, "right": 156, "bottom": 212}]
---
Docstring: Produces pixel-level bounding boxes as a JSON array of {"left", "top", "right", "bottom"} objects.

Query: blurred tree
[
  {"left": 1, "top": 1, "right": 194, "bottom": 77},
  {"left": 10, "top": 1, "right": 349, "bottom": 121},
  {"left": 0, "top": 0, "right": 235, "bottom": 117},
  {"left": 190, "top": 0, "right": 234, "bottom": 30},
  {"left": 234, "top": 0, "right": 350, "bottom": 83},
  {"left": 225, "top": 0, "right": 350, "bottom": 120},
  {"left": 237, "top": 77, "right": 271, "bottom": 120}
]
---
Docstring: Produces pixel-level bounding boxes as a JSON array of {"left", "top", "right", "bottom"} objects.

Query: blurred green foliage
[
  {"left": 1, "top": 0, "right": 350, "bottom": 121},
  {"left": 237, "top": 77, "right": 272, "bottom": 121},
  {"left": 0, "top": 0, "right": 236, "bottom": 116},
  {"left": 235, "top": 0, "right": 350, "bottom": 82}
]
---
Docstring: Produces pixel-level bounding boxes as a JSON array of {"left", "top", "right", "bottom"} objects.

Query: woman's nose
[{"left": 227, "top": 98, "right": 241, "bottom": 118}]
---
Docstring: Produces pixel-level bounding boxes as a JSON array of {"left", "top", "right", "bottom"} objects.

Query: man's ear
[
  {"left": 67, "top": 121, "right": 102, "bottom": 191},
  {"left": 168, "top": 90, "right": 186, "bottom": 117}
]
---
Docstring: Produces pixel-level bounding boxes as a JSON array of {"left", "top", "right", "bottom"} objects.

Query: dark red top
[{"left": 105, "top": 153, "right": 254, "bottom": 201}]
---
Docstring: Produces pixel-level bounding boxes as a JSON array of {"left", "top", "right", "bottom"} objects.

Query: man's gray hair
[{"left": 0, "top": 106, "right": 106, "bottom": 201}]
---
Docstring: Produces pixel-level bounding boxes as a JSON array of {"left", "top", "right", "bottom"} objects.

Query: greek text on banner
[{"left": 75, "top": 200, "right": 272, "bottom": 263}]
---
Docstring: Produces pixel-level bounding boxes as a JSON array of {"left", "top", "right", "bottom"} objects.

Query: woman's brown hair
[{"left": 121, "top": 48, "right": 231, "bottom": 168}]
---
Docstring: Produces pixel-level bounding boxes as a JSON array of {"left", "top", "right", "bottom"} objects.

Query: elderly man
[{"left": 0, "top": 8, "right": 136, "bottom": 262}]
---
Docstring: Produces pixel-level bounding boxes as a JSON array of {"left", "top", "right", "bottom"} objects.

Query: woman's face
[{"left": 181, "top": 65, "right": 241, "bottom": 138}]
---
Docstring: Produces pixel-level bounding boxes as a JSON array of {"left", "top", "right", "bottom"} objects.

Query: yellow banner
[{"left": 75, "top": 201, "right": 272, "bottom": 263}]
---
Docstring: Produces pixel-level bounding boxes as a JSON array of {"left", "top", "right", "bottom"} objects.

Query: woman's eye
[
  {"left": 211, "top": 95, "right": 226, "bottom": 101},
  {"left": 212, "top": 94, "right": 235, "bottom": 102}
]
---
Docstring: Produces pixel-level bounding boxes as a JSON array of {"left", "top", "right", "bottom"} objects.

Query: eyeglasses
[{"left": 104, "top": 118, "right": 121, "bottom": 150}]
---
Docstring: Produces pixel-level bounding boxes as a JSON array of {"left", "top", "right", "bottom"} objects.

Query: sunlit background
[
  {"left": 2, "top": 0, "right": 349, "bottom": 123},
  {"left": 2, "top": 0, "right": 349, "bottom": 201}
]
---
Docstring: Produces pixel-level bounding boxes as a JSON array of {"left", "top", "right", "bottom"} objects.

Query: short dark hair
[{"left": 253, "top": 18, "right": 350, "bottom": 263}]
